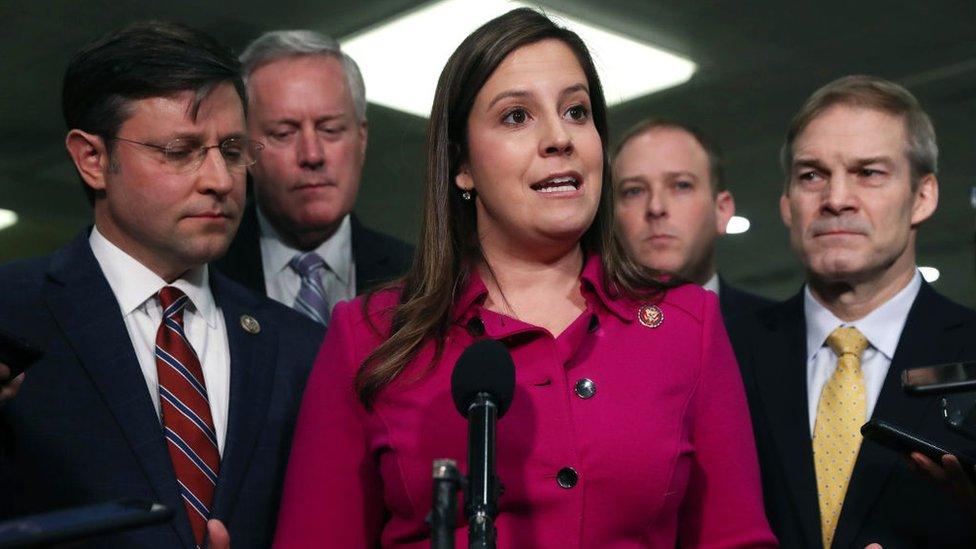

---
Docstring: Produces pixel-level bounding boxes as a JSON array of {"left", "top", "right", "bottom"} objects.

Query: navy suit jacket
[
  {"left": 215, "top": 201, "right": 414, "bottom": 298},
  {"left": 728, "top": 283, "right": 976, "bottom": 548},
  {"left": 0, "top": 231, "right": 324, "bottom": 548},
  {"left": 718, "top": 276, "right": 774, "bottom": 330}
]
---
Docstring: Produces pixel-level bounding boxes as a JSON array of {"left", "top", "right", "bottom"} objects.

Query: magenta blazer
[{"left": 274, "top": 255, "right": 776, "bottom": 548}]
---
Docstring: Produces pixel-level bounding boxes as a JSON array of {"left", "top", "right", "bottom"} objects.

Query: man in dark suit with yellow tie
[
  {"left": 0, "top": 22, "right": 322, "bottom": 547},
  {"left": 729, "top": 75, "right": 976, "bottom": 547}
]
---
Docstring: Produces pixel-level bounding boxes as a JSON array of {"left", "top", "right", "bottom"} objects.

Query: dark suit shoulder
[
  {"left": 350, "top": 216, "right": 415, "bottom": 293},
  {"left": 210, "top": 269, "right": 324, "bottom": 359},
  {"left": 718, "top": 277, "right": 776, "bottom": 320}
]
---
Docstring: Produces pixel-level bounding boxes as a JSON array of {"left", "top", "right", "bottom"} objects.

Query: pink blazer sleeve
[
  {"left": 678, "top": 293, "right": 778, "bottom": 548},
  {"left": 273, "top": 300, "right": 384, "bottom": 547}
]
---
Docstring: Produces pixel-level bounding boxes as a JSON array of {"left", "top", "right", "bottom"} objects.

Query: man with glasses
[{"left": 0, "top": 22, "right": 322, "bottom": 548}]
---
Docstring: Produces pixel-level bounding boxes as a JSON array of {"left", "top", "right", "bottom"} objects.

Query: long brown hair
[{"left": 356, "top": 8, "right": 666, "bottom": 407}]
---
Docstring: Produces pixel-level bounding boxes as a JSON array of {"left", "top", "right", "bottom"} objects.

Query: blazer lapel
[
  {"left": 833, "top": 283, "right": 968, "bottom": 547},
  {"left": 752, "top": 295, "right": 823, "bottom": 548},
  {"left": 208, "top": 273, "right": 279, "bottom": 523},
  {"left": 43, "top": 232, "right": 194, "bottom": 546}
]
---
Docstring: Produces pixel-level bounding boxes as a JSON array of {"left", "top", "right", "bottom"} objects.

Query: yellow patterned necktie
[{"left": 813, "top": 326, "right": 868, "bottom": 549}]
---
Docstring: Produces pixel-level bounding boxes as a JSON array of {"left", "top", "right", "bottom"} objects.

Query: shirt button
[
  {"left": 556, "top": 467, "right": 578, "bottom": 489},
  {"left": 466, "top": 317, "right": 485, "bottom": 337},
  {"left": 574, "top": 378, "right": 596, "bottom": 399}
]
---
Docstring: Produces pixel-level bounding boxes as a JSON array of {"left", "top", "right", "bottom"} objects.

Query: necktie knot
[
  {"left": 158, "top": 286, "right": 189, "bottom": 321},
  {"left": 827, "top": 326, "right": 868, "bottom": 359},
  {"left": 289, "top": 252, "right": 327, "bottom": 278}
]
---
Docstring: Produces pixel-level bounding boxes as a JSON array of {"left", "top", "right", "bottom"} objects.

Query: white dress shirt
[
  {"left": 703, "top": 273, "right": 720, "bottom": 296},
  {"left": 804, "top": 270, "right": 922, "bottom": 436},
  {"left": 257, "top": 208, "right": 356, "bottom": 313},
  {"left": 89, "top": 227, "right": 231, "bottom": 454}
]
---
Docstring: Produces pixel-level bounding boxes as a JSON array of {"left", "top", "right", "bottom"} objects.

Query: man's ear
[
  {"left": 358, "top": 120, "right": 368, "bottom": 158},
  {"left": 65, "top": 130, "right": 111, "bottom": 192},
  {"left": 779, "top": 193, "right": 792, "bottom": 228},
  {"left": 714, "top": 190, "right": 735, "bottom": 235},
  {"left": 910, "top": 173, "right": 939, "bottom": 227}
]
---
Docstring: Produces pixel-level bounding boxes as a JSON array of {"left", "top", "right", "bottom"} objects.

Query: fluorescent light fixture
[
  {"left": 725, "top": 215, "right": 750, "bottom": 235},
  {"left": 919, "top": 266, "right": 940, "bottom": 283},
  {"left": 341, "top": 0, "right": 697, "bottom": 117},
  {"left": 0, "top": 209, "right": 17, "bottom": 231}
]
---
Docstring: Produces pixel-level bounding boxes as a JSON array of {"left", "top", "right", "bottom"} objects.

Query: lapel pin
[
  {"left": 240, "top": 315, "right": 261, "bottom": 334},
  {"left": 638, "top": 304, "right": 663, "bottom": 329}
]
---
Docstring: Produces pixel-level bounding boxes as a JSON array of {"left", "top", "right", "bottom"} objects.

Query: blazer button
[
  {"left": 574, "top": 378, "right": 596, "bottom": 399},
  {"left": 556, "top": 467, "right": 578, "bottom": 489},
  {"left": 466, "top": 317, "right": 485, "bottom": 337}
]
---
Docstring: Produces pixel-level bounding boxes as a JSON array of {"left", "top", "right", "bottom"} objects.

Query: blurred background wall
[{"left": 1, "top": 0, "right": 974, "bottom": 304}]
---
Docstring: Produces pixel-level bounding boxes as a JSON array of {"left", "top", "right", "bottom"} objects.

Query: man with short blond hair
[{"left": 730, "top": 75, "right": 976, "bottom": 548}]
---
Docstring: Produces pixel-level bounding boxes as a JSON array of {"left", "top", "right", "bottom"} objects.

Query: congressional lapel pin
[
  {"left": 638, "top": 304, "right": 663, "bottom": 328},
  {"left": 240, "top": 315, "right": 261, "bottom": 334}
]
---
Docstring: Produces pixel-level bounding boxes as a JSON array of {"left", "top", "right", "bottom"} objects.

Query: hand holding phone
[
  {"left": 0, "top": 328, "right": 42, "bottom": 403},
  {"left": 861, "top": 419, "right": 976, "bottom": 480}
]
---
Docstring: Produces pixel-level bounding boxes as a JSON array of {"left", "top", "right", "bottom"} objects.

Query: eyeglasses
[{"left": 108, "top": 136, "right": 265, "bottom": 173}]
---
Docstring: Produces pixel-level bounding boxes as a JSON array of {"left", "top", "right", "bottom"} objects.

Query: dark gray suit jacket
[
  {"left": 728, "top": 283, "right": 976, "bottom": 548},
  {"left": 0, "top": 230, "right": 324, "bottom": 548},
  {"left": 215, "top": 201, "right": 414, "bottom": 298}
]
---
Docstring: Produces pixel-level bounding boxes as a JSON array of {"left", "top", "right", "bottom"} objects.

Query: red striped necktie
[{"left": 155, "top": 286, "right": 220, "bottom": 547}]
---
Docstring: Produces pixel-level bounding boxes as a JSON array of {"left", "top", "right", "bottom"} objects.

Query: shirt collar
[
  {"left": 89, "top": 226, "right": 218, "bottom": 327},
  {"left": 450, "top": 253, "right": 632, "bottom": 323},
  {"left": 804, "top": 270, "right": 922, "bottom": 362},
  {"left": 702, "top": 273, "right": 720, "bottom": 295},
  {"left": 257, "top": 206, "right": 353, "bottom": 284}
]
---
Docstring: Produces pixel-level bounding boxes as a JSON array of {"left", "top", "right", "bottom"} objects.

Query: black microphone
[{"left": 450, "top": 339, "right": 515, "bottom": 549}]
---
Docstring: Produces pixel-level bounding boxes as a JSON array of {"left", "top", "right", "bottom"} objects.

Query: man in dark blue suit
[
  {"left": 612, "top": 118, "right": 772, "bottom": 325},
  {"left": 729, "top": 75, "right": 976, "bottom": 548},
  {"left": 0, "top": 22, "right": 322, "bottom": 548}
]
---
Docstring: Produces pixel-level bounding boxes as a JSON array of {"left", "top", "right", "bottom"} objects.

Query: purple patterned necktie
[{"left": 289, "top": 252, "right": 331, "bottom": 326}]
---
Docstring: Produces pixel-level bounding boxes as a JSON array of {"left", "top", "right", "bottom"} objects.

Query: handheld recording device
[
  {"left": 861, "top": 419, "right": 976, "bottom": 480},
  {"left": 0, "top": 327, "right": 43, "bottom": 379},
  {"left": 0, "top": 499, "right": 172, "bottom": 548}
]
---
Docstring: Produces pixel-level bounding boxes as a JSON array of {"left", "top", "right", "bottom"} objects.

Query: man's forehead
[
  {"left": 796, "top": 105, "right": 907, "bottom": 149},
  {"left": 125, "top": 83, "right": 245, "bottom": 130}
]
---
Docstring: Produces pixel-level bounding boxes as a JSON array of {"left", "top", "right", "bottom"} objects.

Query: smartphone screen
[{"left": 901, "top": 360, "right": 976, "bottom": 395}]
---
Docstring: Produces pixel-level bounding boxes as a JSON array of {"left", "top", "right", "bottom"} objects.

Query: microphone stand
[
  {"left": 465, "top": 393, "right": 500, "bottom": 549},
  {"left": 429, "top": 459, "right": 461, "bottom": 549}
]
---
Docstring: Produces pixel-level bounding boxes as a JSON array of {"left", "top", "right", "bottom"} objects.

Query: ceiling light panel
[{"left": 341, "top": 0, "right": 697, "bottom": 117}]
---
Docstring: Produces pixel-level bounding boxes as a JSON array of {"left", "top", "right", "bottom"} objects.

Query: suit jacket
[
  {"left": 0, "top": 230, "right": 324, "bottom": 548},
  {"left": 215, "top": 201, "right": 414, "bottom": 298},
  {"left": 718, "top": 276, "right": 774, "bottom": 327},
  {"left": 728, "top": 282, "right": 976, "bottom": 548}
]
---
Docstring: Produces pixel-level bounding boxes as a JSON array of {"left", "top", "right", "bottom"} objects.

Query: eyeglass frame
[{"left": 106, "top": 135, "right": 265, "bottom": 173}]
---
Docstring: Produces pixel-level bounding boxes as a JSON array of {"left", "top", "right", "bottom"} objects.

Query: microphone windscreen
[{"left": 451, "top": 339, "right": 516, "bottom": 419}]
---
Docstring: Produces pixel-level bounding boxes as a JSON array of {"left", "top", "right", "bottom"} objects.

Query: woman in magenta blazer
[{"left": 274, "top": 8, "right": 776, "bottom": 548}]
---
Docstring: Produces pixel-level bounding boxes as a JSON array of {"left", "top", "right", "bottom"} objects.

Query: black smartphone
[
  {"left": 902, "top": 360, "right": 976, "bottom": 395},
  {"left": 861, "top": 419, "right": 976, "bottom": 479},
  {"left": 0, "top": 327, "right": 43, "bottom": 380},
  {"left": 0, "top": 499, "right": 172, "bottom": 548},
  {"left": 942, "top": 392, "right": 976, "bottom": 441}
]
